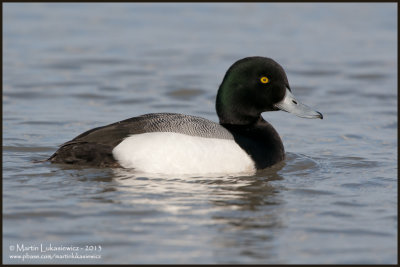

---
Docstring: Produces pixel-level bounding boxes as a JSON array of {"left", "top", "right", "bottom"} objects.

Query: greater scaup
[{"left": 48, "top": 57, "right": 322, "bottom": 174}]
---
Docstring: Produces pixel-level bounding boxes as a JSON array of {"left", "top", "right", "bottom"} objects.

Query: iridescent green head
[{"left": 216, "top": 57, "right": 322, "bottom": 125}]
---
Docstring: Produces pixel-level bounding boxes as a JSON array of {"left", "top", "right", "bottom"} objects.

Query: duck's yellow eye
[{"left": 260, "top": 77, "right": 269, "bottom": 84}]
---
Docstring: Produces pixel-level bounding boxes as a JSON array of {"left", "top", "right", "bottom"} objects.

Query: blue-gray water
[{"left": 3, "top": 3, "right": 397, "bottom": 264}]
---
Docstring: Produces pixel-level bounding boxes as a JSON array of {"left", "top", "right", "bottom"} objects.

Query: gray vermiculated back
[
  {"left": 63, "top": 113, "right": 234, "bottom": 149},
  {"left": 121, "top": 113, "right": 234, "bottom": 140}
]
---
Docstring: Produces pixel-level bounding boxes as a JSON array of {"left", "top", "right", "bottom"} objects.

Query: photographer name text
[{"left": 11, "top": 243, "right": 101, "bottom": 253}]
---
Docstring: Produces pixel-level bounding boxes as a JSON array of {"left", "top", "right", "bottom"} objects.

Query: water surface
[{"left": 3, "top": 3, "right": 397, "bottom": 264}]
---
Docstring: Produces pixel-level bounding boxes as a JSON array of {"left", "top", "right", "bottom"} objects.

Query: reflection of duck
[
  {"left": 49, "top": 57, "right": 322, "bottom": 175},
  {"left": 110, "top": 161, "right": 285, "bottom": 263}
]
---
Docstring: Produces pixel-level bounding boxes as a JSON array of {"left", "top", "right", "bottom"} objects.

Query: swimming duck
[{"left": 49, "top": 57, "right": 322, "bottom": 174}]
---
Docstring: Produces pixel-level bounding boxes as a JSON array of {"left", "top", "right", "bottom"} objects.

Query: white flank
[{"left": 112, "top": 132, "right": 256, "bottom": 175}]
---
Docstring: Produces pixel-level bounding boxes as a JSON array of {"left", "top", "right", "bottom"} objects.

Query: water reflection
[{"left": 108, "top": 162, "right": 285, "bottom": 263}]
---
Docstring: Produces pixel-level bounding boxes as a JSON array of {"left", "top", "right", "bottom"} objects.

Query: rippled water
[{"left": 3, "top": 3, "right": 397, "bottom": 264}]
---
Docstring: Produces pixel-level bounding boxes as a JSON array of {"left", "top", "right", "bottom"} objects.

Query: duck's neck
[{"left": 216, "top": 86, "right": 260, "bottom": 125}]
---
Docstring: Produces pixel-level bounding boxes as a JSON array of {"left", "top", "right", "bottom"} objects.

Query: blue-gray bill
[{"left": 274, "top": 88, "right": 323, "bottom": 119}]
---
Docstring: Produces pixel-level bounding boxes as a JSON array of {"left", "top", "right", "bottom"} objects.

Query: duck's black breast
[
  {"left": 49, "top": 113, "right": 234, "bottom": 167},
  {"left": 221, "top": 117, "right": 285, "bottom": 169}
]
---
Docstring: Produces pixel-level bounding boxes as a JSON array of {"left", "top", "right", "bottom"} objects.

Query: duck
[{"left": 48, "top": 56, "right": 323, "bottom": 175}]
